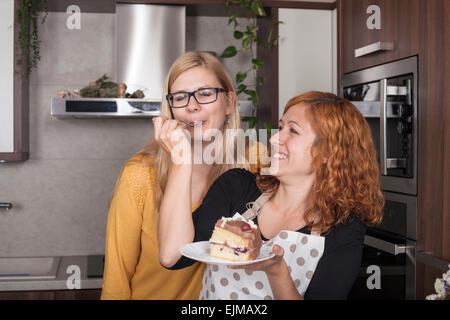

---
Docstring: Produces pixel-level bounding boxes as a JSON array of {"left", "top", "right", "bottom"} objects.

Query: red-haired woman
[{"left": 158, "top": 91, "right": 384, "bottom": 300}]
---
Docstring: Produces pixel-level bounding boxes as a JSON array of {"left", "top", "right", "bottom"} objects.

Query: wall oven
[
  {"left": 347, "top": 191, "right": 416, "bottom": 300},
  {"left": 341, "top": 56, "right": 418, "bottom": 196},
  {"left": 341, "top": 57, "right": 418, "bottom": 300}
]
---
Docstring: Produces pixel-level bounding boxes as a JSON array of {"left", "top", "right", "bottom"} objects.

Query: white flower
[
  {"left": 443, "top": 266, "right": 450, "bottom": 284},
  {"left": 426, "top": 292, "right": 447, "bottom": 300},
  {"left": 426, "top": 294, "right": 438, "bottom": 300},
  {"left": 427, "top": 264, "right": 450, "bottom": 300},
  {"left": 434, "top": 278, "right": 446, "bottom": 295}
]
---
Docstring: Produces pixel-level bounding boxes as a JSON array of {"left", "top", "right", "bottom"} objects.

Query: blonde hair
[{"left": 127, "top": 51, "right": 249, "bottom": 210}]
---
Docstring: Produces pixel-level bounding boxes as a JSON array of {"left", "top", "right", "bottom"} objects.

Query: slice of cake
[{"left": 209, "top": 216, "right": 262, "bottom": 262}]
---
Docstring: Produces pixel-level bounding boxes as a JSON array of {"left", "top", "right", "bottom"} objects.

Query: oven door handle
[
  {"left": 364, "top": 235, "right": 409, "bottom": 255},
  {"left": 380, "top": 79, "right": 388, "bottom": 175}
]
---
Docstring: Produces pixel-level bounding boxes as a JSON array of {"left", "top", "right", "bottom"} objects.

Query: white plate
[{"left": 180, "top": 241, "right": 275, "bottom": 266}]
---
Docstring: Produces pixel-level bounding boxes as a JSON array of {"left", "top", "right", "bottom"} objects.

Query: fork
[{"left": 178, "top": 120, "right": 195, "bottom": 127}]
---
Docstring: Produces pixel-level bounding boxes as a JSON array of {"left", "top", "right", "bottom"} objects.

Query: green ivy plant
[
  {"left": 220, "top": 0, "right": 280, "bottom": 132},
  {"left": 16, "top": 0, "right": 48, "bottom": 76}
]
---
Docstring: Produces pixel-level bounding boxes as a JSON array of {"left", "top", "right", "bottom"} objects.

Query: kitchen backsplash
[{"left": 0, "top": 11, "right": 250, "bottom": 257}]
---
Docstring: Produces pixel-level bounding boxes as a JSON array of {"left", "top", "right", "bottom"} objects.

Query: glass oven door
[
  {"left": 343, "top": 81, "right": 381, "bottom": 166},
  {"left": 348, "top": 191, "right": 417, "bottom": 300},
  {"left": 348, "top": 232, "right": 415, "bottom": 300}
]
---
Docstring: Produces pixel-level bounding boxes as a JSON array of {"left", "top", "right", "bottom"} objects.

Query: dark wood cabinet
[
  {"left": 0, "top": 290, "right": 54, "bottom": 300},
  {"left": 338, "top": 0, "right": 420, "bottom": 74},
  {"left": 415, "top": 0, "right": 450, "bottom": 300},
  {"left": 338, "top": 0, "right": 450, "bottom": 300},
  {"left": 0, "top": 289, "right": 101, "bottom": 300},
  {"left": 54, "top": 289, "right": 102, "bottom": 300}
]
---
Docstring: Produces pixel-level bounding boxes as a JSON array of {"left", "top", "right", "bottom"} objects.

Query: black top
[{"left": 169, "top": 168, "right": 367, "bottom": 300}]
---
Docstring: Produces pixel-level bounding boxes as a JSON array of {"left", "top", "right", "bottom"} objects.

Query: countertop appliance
[{"left": 342, "top": 56, "right": 418, "bottom": 300}]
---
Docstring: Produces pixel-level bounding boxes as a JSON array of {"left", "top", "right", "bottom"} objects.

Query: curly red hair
[{"left": 257, "top": 91, "right": 384, "bottom": 233}]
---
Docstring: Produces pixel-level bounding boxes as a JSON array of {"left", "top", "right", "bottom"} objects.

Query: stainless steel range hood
[
  {"left": 52, "top": 4, "right": 186, "bottom": 119},
  {"left": 115, "top": 4, "right": 186, "bottom": 100}
]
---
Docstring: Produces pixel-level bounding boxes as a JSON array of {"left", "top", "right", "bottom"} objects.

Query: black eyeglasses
[{"left": 166, "top": 87, "right": 226, "bottom": 108}]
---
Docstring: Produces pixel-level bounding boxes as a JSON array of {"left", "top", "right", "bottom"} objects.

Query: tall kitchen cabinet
[
  {"left": 338, "top": 0, "right": 450, "bottom": 299},
  {"left": 0, "top": 0, "right": 29, "bottom": 162},
  {"left": 338, "top": 0, "right": 420, "bottom": 75}
]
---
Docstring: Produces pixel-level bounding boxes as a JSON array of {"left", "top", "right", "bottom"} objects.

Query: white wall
[
  {"left": 278, "top": 8, "right": 337, "bottom": 116},
  {"left": 0, "top": 0, "right": 15, "bottom": 153},
  {"left": 332, "top": 8, "right": 338, "bottom": 95}
]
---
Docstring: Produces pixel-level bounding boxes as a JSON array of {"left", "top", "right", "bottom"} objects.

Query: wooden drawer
[{"left": 0, "top": 289, "right": 101, "bottom": 300}]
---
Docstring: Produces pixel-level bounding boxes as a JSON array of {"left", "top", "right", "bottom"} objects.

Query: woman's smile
[
  {"left": 272, "top": 152, "right": 288, "bottom": 160},
  {"left": 268, "top": 103, "right": 318, "bottom": 179}
]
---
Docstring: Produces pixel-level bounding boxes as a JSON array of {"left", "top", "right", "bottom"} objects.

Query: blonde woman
[{"left": 101, "top": 51, "right": 265, "bottom": 299}]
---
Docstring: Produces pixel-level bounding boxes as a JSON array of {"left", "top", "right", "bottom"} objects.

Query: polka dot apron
[{"left": 199, "top": 193, "right": 325, "bottom": 300}]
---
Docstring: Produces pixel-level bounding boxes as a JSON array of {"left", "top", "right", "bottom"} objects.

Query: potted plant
[
  {"left": 220, "top": 0, "right": 280, "bottom": 132},
  {"left": 16, "top": 0, "right": 48, "bottom": 76},
  {"left": 426, "top": 264, "right": 450, "bottom": 300}
]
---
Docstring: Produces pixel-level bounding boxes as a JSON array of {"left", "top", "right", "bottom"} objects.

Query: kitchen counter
[{"left": 0, "top": 256, "right": 103, "bottom": 292}]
